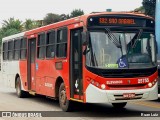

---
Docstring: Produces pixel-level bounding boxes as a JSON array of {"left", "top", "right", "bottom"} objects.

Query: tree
[
  {"left": 43, "top": 13, "right": 61, "bottom": 25},
  {"left": 70, "top": 9, "right": 84, "bottom": 18},
  {"left": 23, "top": 19, "right": 42, "bottom": 31},
  {"left": 0, "top": 29, "right": 4, "bottom": 45},
  {"left": 0, "top": 18, "right": 23, "bottom": 45},
  {"left": 134, "top": 6, "right": 145, "bottom": 13},
  {"left": 142, "top": 0, "right": 156, "bottom": 17},
  {"left": 60, "top": 14, "right": 70, "bottom": 20},
  {"left": 2, "top": 28, "right": 19, "bottom": 37},
  {"left": 2, "top": 18, "right": 23, "bottom": 32}
]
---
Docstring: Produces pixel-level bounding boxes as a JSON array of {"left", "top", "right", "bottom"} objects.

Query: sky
[{"left": 0, "top": 0, "right": 142, "bottom": 26}]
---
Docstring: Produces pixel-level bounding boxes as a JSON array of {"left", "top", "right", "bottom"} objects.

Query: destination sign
[
  {"left": 99, "top": 18, "right": 136, "bottom": 25},
  {"left": 87, "top": 16, "right": 155, "bottom": 28}
]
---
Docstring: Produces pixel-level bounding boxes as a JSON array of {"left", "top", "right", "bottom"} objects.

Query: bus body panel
[
  {"left": 2, "top": 61, "right": 19, "bottom": 88},
  {"left": 19, "top": 60, "right": 28, "bottom": 91},
  {"left": 2, "top": 32, "right": 26, "bottom": 90}
]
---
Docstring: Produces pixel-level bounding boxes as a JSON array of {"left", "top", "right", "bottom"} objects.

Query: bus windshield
[{"left": 86, "top": 29, "right": 156, "bottom": 69}]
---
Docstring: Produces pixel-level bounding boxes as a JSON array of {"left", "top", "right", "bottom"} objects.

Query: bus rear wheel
[
  {"left": 59, "top": 83, "right": 73, "bottom": 112},
  {"left": 16, "top": 77, "right": 27, "bottom": 98},
  {"left": 112, "top": 102, "right": 127, "bottom": 108}
]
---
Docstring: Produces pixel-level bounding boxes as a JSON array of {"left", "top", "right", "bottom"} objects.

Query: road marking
[{"left": 131, "top": 101, "right": 160, "bottom": 109}]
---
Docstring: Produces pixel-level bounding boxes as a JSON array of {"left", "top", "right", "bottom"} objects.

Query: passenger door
[
  {"left": 70, "top": 28, "right": 83, "bottom": 100},
  {"left": 27, "top": 38, "right": 36, "bottom": 91}
]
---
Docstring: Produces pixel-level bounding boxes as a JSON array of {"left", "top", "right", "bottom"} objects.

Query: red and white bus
[{"left": 1, "top": 12, "right": 158, "bottom": 111}]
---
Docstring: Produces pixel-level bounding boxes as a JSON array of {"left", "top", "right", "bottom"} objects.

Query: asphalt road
[{"left": 0, "top": 72, "right": 160, "bottom": 120}]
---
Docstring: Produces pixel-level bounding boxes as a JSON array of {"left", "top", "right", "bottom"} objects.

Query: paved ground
[{"left": 0, "top": 72, "right": 160, "bottom": 120}]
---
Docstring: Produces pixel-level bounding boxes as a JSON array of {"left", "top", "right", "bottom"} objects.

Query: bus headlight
[{"left": 148, "top": 83, "right": 152, "bottom": 88}]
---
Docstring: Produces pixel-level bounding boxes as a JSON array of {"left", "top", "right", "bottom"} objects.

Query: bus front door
[
  {"left": 28, "top": 38, "right": 36, "bottom": 91},
  {"left": 70, "top": 28, "right": 83, "bottom": 101}
]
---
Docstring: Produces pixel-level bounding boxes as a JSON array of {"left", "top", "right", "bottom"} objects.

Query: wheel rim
[{"left": 60, "top": 88, "right": 67, "bottom": 105}]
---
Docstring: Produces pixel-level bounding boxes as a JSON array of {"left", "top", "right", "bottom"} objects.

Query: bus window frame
[
  {"left": 56, "top": 27, "right": 68, "bottom": 59},
  {"left": 2, "top": 41, "right": 8, "bottom": 61},
  {"left": 46, "top": 29, "right": 56, "bottom": 59},
  {"left": 20, "top": 37, "right": 27, "bottom": 60},
  {"left": 37, "top": 32, "right": 46, "bottom": 60},
  {"left": 13, "top": 38, "right": 21, "bottom": 61}
]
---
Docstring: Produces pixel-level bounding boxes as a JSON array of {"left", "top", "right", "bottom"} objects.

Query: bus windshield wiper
[
  {"left": 105, "top": 28, "right": 122, "bottom": 48},
  {"left": 132, "top": 29, "right": 143, "bottom": 48}
]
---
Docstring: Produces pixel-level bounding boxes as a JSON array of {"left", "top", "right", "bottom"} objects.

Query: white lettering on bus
[
  {"left": 106, "top": 80, "right": 123, "bottom": 85},
  {"left": 45, "top": 83, "right": 53, "bottom": 88},
  {"left": 138, "top": 78, "right": 149, "bottom": 84}
]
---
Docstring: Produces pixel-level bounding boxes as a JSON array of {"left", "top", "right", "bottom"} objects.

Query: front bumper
[{"left": 86, "top": 83, "right": 158, "bottom": 103}]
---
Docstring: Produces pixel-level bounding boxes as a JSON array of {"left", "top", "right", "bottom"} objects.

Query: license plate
[{"left": 123, "top": 93, "right": 135, "bottom": 99}]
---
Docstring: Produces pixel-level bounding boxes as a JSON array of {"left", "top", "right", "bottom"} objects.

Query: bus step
[{"left": 29, "top": 91, "right": 36, "bottom": 96}]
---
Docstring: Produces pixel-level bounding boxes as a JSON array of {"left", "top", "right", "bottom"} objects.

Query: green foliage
[
  {"left": 0, "top": 18, "right": 23, "bottom": 46},
  {"left": 43, "top": 13, "right": 61, "bottom": 25},
  {"left": 23, "top": 19, "right": 42, "bottom": 30},
  {"left": 2, "top": 18, "right": 23, "bottom": 32},
  {"left": 60, "top": 14, "right": 70, "bottom": 20},
  {"left": 0, "top": 9, "right": 85, "bottom": 45},
  {"left": 70, "top": 9, "right": 84, "bottom": 18},
  {"left": 142, "top": 0, "right": 156, "bottom": 17},
  {"left": 134, "top": 6, "right": 145, "bottom": 13},
  {"left": 2, "top": 28, "right": 19, "bottom": 37}
]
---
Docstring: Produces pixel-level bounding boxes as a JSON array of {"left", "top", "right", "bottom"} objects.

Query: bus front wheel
[
  {"left": 59, "top": 83, "right": 73, "bottom": 112},
  {"left": 112, "top": 102, "right": 127, "bottom": 108},
  {"left": 16, "top": 77, "right": 27, "bottom": 98}
]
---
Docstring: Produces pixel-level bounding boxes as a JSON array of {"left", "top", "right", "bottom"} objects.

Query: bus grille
[
  {"left": 101, "top": 71, "right": 152, "bottom": 78},
  {"left": 86, "top": 66, "right": 157, "bottom": 78},
  {"left": 108, "top": 84, "right": 146, "bottom": 90}
]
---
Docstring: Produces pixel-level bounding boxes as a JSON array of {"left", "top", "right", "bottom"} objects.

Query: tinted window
[
  {"left": 46, "top": 30, "right": 55, "bottom": 58},
  {"left": 14, "top": 39, "right": 21, "bottom": 60},
  {"left": 3, "top": 42, "right": 8, "bottom": 60},
  {"left": 56, "top": 28, "right": 67, "bottom": 57},
  {"left": 8, "top": 41, "right": 14, "bottom": 60},
  {"left": 20, "top": 38, "right": 27, "bottom": 59},
  {"left": 37, "top": 33, "right": 45, "bottom": 58}
]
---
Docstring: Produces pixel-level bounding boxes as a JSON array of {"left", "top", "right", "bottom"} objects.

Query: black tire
[
  {"left": 112, "top": 102, "right": 127, "bottom": 108},
  {"left": 16, "top": 77, "right": 28, "bottom": 98},
  {"left": 59, "top": 83, "right": 73, "bottom": 112}
]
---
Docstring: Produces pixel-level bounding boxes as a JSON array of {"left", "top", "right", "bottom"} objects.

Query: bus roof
[
  {"left": 2, "top": 32, "right": 25, "bottom": 42},
  {"left": 2, "top": 12, "right": 153, "bottom": 41}
]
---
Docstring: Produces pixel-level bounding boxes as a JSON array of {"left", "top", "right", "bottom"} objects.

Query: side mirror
[{"left": 82, "top": 31, "right": 89, "bottom": 46}]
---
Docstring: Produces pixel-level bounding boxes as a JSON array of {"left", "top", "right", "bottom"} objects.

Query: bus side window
[
  {"left": 8, "top": 40, "right": 14, "bottom": 60},
  {"left": 46, "top": 30, "right": 56, "bottom": 58},
  {"left": 56, "top": 28, "right": 67, "bottom": 58},
  {"left": 20, "top": 38, "right": 27, "bottom": 59},
  {"left": 3, "top": 42, "right": 8, "bottom": 60},
  {"left": 13, "top": 39, "right": 21, "bottom": 60},
  {"left": 37, "top": 33, "right": 46, "bottom": 59}
]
